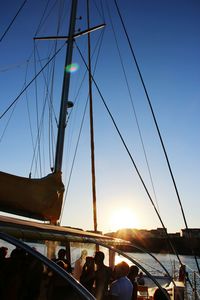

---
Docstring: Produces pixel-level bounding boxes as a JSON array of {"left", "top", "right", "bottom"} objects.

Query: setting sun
[{"left": 109, "top": 208, "right": 139, "bottom": 231}]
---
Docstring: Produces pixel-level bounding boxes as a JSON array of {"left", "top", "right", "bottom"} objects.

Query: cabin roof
[{"left": 0, "top": 215, "right": 130, "bottom": 246}]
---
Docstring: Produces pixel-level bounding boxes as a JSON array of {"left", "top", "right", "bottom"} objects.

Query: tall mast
[
  {"left": 54, "top": 0, "right": 78, "bottom": 173},
  {"left": 87, "top": 0, "right": 98, "bottom": 233}
]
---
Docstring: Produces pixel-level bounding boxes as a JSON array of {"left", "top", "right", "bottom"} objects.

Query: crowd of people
[
  {"left": 51, "top": 248, "right": 168, "bottom": 300},
  {"left": 0, "top": 246, "right": 170, "bottom": 300}
]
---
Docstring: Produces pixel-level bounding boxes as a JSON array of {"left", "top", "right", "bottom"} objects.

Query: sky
[{"left": 0, "top": 0, "right": 200, "bottom": 234}]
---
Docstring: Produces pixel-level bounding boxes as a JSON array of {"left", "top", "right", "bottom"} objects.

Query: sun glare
[{"left": 109, "top": 208, "right": 139, "bottom": 231}]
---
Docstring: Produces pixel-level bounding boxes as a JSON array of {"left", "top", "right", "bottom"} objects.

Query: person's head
[
  {"left": 153, "top": 288, "right": 170, "bottom": 300},
  {"left": 114, "top": 261, "right": 130, "bottom": 279},
  {"left": 58, "top": 248, "right": 66, "bottom": 259},
  {"left": 128, "top": 265, "right": 139, "bottom": 281},
  {"left": 94, "top": 251, "right": 105, "bottom": 266},
  {"left": 85, "top": 256, "right": 95, "bottom": 268},
  {"left": 10, "top": 247, "right": 26, "bottom": 259},
  {"left": 81, "top": 249, "right": 88, "bottom": 258}
]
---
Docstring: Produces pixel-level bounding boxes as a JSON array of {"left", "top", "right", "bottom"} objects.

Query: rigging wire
[
  {"left": 31, "top": 44, "right": 59, "bottom": 177},
  {"left": 60, "top": 96, "right": 89, "bottom": 222},
  {"left": 48, "top": 54, "right": 57, "bottom": 171},
  {"left": 0, "top": 43, "right": 66, "bottom": 121},
  {"left": 32, "top": 47, "right": 59, "bottom": 169},
  {"left": 114, "top": 0, "right": 200, "bottom": 274},
  {"left": 60, "top": 29, "right": 106, "bottom": 224},
  {"left": 48, "top": 0, "right": 67, "bottom": 171},
  {"left": 30, "top": 52, "right": 51, "bottom": 176},
  {"left": 106, "top": 1, "right": 160, "bottom": 213},
  {"left": 93, "top": 0, "right": 105, "bottom": 21},
  {"left": 33, "top": 0, "right": 53, "bottom": 36},
  {"left": 0, "top": 60, "right": 30, "bottom": 144},
  {"left": 0, "top": 61, "right": 30, "bottom": 73},
  {"left": 75, "top": 40, "right": 182, "bottom": 266},
  {"left": 32, "top": 0, "right": 67, "bottom": 175},
  {"left": 0, "top": 102, "right": 18, "bottom": 144},
  {"left": 0, "top": 0, "right": 56, "bottom": 176},
  {"left": 0, "top": 42, "right": 66, "bottom": 177},
  {"left": 106, "top": 0, "right": 175, "bottom": 272},
  {"left": 25, "top": 62, "right": 35, "bottom": 165},
  {"left": 30, "top": 0, "right": 59, "bottom": 176},
  {"left": 30, "top": 42, "right": 59, "bottom": 177},
  {"left": 0, "top": 0, "right": 66, "bottom": 176},
  {"left": 33, "top": 42, "right": 42, "bottom": 176},
  {"left": 49, "top": 0, "right": 74, "bottom": 170},
  {"left": 0, "top": 0, "right": 28, "bottom": 42},
  {"left": 29, "top": 93, "right": 50, "bottom": 178}
]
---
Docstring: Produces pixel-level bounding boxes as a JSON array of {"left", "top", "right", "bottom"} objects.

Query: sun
[{"left": 109, "top": 208, "right": 139, "bottom": 231}]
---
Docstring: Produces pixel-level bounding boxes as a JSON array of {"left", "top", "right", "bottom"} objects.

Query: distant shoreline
[{"left": 106, "top": 230, "right": 200, "bottom": 256}]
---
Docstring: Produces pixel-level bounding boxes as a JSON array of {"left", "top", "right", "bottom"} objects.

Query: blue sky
[{"left": 0, "top": 0, "right": 200, "bottom": 233}]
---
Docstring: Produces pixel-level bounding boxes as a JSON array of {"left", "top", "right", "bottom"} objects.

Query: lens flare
[{"left": 65, "top": 63, "right": 79, "bottom": 73}]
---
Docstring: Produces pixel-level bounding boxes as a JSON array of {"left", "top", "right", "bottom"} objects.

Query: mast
[
  {"left": 87, "top": 0, "right": 98, "bottom": 233},
  {"left": 54, "top": 0, "right": 78, "bottom": 173}
]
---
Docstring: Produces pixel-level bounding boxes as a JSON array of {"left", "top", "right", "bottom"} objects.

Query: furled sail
[{"left": 0, "top": 171, "right": 64, "bottom": 223}]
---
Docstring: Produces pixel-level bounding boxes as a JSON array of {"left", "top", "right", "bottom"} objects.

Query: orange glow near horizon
[{"left": 109, "top": 208, "right": 139, "bottom": 232}]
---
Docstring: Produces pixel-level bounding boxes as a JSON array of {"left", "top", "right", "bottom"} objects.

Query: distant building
[
  {"left": 181, "top": 228, "right": 200, "bottom": 238},
  {"left": 168, "top": 232, "right": 180, "bottom": 238},
  {"left": 150, "top": 228, "right": 167, "bottom": 238}
]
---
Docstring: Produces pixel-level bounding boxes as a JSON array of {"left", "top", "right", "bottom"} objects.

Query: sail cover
[{"left": 0, "top": 171, "right": 64, "bottom": 222}]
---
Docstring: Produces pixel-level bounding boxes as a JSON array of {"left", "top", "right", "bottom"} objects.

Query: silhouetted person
[
  {"left": 49, "top": 260, "right": 69, "bottom": 300},
  {"left": 94, "top": 251, "right": 112, "bottom": 300},
  {"left": 110, "top": 261, "right": 133, "bottom": 300},
  {"left": 73, "top": 249, "right": 88, "bottom": 281},
  {"left": 22, "top": 250, "right": 44, "bottom": 300},
  {"left": 80, "top": 256, "right": 95, "bottom": 294},
  {"left": 178, "top": 264, "right": 186, "bottom": 282},
  {"left": 48, "top": 260, "right": 80, "bottom": 300},
  {"left": 128, "top": 265, "right": 139, "bottom": 300},
  {"left": 54, "top": 248, "right": 72, "bottom": 273},
  {"left": 137, "top": 271, "right": 145, "bottom": 285},
  {"left": 153, "top": 288, "right": 170, "bottom": 300},
  {"left": 2, "top": 248, "right": 27, "bottom": 299}
]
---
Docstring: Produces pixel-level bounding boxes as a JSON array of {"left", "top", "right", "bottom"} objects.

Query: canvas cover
[{"left": 0, "top": 171, "right": 64, "bottom": 222}]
